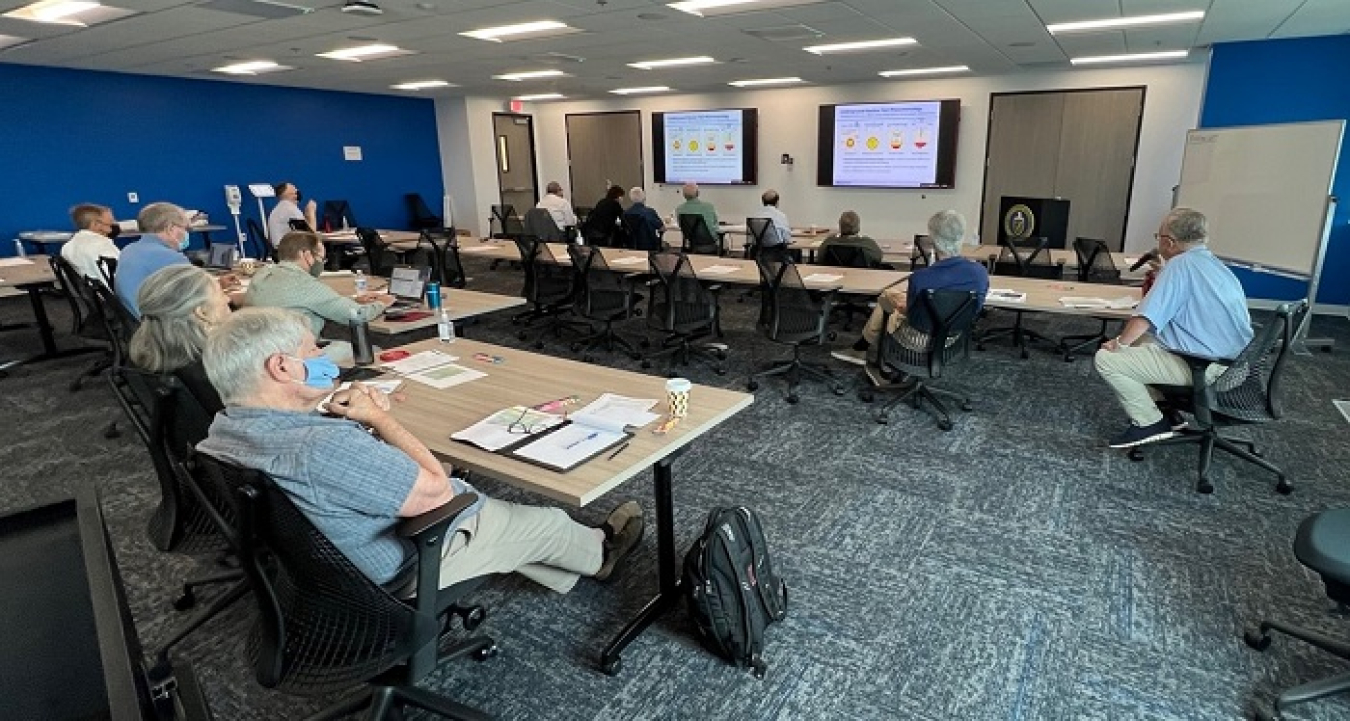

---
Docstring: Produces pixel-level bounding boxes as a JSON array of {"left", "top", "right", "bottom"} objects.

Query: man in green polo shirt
[{"left": 675, "top": 182, "right": 719, "bottom": 235}]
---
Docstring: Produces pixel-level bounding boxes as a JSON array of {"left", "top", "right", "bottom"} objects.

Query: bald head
[
  {"left": 682, "top": 182, "right": 700, "bottom": 200},
  {"left": 546, "top": 181, "right": 564, "bottom": 196}
]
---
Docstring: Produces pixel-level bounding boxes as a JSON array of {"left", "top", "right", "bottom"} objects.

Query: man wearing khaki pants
[{"left": 1095, "top": 208, "right": 1253, "bottom": 448}]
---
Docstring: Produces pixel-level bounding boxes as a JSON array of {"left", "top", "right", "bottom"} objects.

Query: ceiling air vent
[
  {"left": 742, "top": 24, "right": 824, "bottom": 42},
  {"left": 199, "top": 0, "right": 314, "bottom": 20}
]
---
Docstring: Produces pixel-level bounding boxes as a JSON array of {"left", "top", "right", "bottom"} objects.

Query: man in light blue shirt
[
  {"left": 750, "top": 189, "right": 791, "bottom": 246},
  {"left": 114, "top": 202, "right": 193, "bottom": 317},
  {"left": 1095, "top": 208, "right": 1253, "bottom": 448}
]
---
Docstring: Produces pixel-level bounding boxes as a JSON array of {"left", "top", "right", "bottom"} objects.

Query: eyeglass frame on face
[{"left": 1153, "top": 232, "right": 1175, "bottom": 243}]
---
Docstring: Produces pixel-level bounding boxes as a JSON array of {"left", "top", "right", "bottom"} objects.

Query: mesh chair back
[
  {"left": 878, "top": 290, "right": 980, "bottom": 380},
  {"left": 244, "top": 218, "right": 270, "bottom": 260},
  {"left": 355, "top": 228, "right": 397, "bottom": 277},
  {"left": 1073, "top": 237, "right": 1121, "bottom": 284},
  {"left": 995, "top": 236, "right": 1060, "bottom": 279},
  {"left": 1208, "top": 301, "right": 1306, "bottom": 423},
  {"left": 417, "top": 229, "right": 465, "bottom": 288},
  {"left": 523, "top": 207, "right": 565, "bottom": 242},
  {"left": 745, "top": 217, "right": 775, "bottom": 259},
  {"left": 97, "top": 255, "right": 119, "bottom": 288},
  {"left": 647, "top": 251, "right": 717, "bottom": 334},
  {"left": 755, "top": 256, "right": 831, "bottom": 344},
  {"left": 50, "top": 254, "right": 108, "bottom": 340},
  {"left": 515, "top": 237, "right": 573, "bottom": 307},
  {"left": 622, "top": 212, "right": 662, "bottom": 251},
  {"left": 405, "top": 193, "right": 441, "bottom": 230},
  {"left": 198, "top": 457, "right": 421, "bottom": 695},
  {"left": 492, "top": 204, "right": 523, "bottom": 239},
  {"left": 574, "top": 206, "right": 592, "bottom": 226},
  {"left": 911, "top": 234, "right": 934, "bottom": 270},
  {"left": 820, "top": 244, "right": 875, "bottom": 269},
  {"left": 678, "top": 214, "right": 722, "bottom": 255},
  {"left": 568, "top": 245, "right": 630, "bottom": 320},
  {"left": 583, "top": 212, "right": 617, "bottom": 247}
]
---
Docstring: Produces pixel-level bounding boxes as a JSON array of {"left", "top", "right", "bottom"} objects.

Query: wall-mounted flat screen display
[
  {"left": 652, "top": 108, "right": 758, "bottom": 185},
  {"left": 816, "top": 99, "right": 960, "bottom": 188}
]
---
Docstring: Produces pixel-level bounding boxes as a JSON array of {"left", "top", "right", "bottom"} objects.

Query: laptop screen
[
  {"left": 206, "top": 243, "right": 237, "bottom": 269},
  {"left": 387, "top": 266, "right": 430, "bottom": 300}
]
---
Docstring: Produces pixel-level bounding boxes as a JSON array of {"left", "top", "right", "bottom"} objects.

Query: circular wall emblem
[{"left": 1003, "top": 203, "right": 1035, "bottom": 239}]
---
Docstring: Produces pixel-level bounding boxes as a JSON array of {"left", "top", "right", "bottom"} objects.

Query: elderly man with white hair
[
  {"left": 196, "top": 307, "right": 645, "bottom": 594},
  {"left": 832, "top": 209, "right": 988, "bottom": 367},
  {"left": 622, "top": 186, "right": 665, "bottom": 251},
  {"left": 535, "top": 180, "right": 577, "bottom": 230},
  {"left": 115, "top": 202, "right": 239, "bottom": 317},
  {"left": 675, "top": 182, "right": 719, "bottom": 235},
  {"left": 1094, "top": 207, "right": 1252, "bottom": 449}
]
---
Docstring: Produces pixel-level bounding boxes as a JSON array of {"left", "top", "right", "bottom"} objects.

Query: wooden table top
[
  {"left": 0, "top": 255, "right": 55, "bottom": 288},
  {"left": 384, "top": 337, "right": 754, "bottom": 507},
  {"left": 982, "top": 275, "right": 1143, "bottom": 319},
  {"left": 318, "top": 275, "right": 526, "bottom": 334},
  {"left": 320, "top": 229, "right": 423, "bottom": 246}
]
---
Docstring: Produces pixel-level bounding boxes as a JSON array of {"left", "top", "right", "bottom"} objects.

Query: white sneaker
[{"left": 831, "top": 348, "right": 868, "bottom": 367}]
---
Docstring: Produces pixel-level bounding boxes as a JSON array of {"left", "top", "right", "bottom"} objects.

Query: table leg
[
  {"left": 0, "top": 284, "right": 103, "bottom": 371},
  {"left": 599, "top": 453, "right": 681, "bottom": 675}
]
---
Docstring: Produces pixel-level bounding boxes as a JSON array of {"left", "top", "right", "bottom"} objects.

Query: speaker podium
[{"left": 998, "top": 196, "right": 1070, "bottom": 250}]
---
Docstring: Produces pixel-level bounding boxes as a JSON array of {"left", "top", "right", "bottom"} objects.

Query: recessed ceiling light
[
  {"left": 628, "top": 56, "right": 716, "bottom": 70},
  {"left": 515, "top": 93, "right": 566, "bottom": 101},
  {"left": 878, "top": 65, "right": 969, "bottom": 77},
  {"left": 3, "top": 0, "right": 132, "bottom": 26},
  {"left": 391, "top": 79, "right": 454, "bottom": 90},
  {"left": 212, "top": 60, "right": 294, "bottom": 75},
  {"left": 610, "top": 86, "right": 673, "bottom": 95},
  {"left": 316, "top": 43, "right": 412, "bottom": 61},
  {"left": 668, "top": 0, "right": 758, "bottom": 16},
  {"left": 1048, "top": 10, "right": 1204, "bottom": 34},
  {"left": 492, "top": 69, "right": 568, "bottom": 81},
  {"left": 1070, "top": 49, "right": 1190, "bottom": 65},
  {"left": 804, "top": 37, "right": 916, "bottom": 55},
  {"left": 460, "top": 20, "right": 573, "bottom": 42},
  {"left": 727, "top": 77, "right": 803, "bottom": 87}
]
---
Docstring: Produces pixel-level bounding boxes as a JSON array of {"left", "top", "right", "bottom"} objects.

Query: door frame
[
  {"left": 564, "top": 109, "right": 644, "bottom": 202},
  {"left": 978, "top": 86, "right": 1147, "bottom": 250},
  {"left": 492, "top": 112, "right": 540, "bottom": 209}
]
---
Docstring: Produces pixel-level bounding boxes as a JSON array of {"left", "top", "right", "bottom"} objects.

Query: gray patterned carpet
[{"left": 3, "top": 257, "right": 1350, "bottom": 721}]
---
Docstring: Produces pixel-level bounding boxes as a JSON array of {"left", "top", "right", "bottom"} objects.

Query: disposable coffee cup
[
  {"left": 666, "top": 377, "right": 692, "bottom": 418},
  {"left": 237, "top": 257, "right": 258, "bottom": 275}
]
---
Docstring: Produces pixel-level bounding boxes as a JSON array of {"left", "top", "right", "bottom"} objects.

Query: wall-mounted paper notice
[{"left": 343, "top": 146, "right": 363, "bottom": 161}]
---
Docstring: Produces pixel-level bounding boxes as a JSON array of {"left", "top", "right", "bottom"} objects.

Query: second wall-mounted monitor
[
  {"left": 652, "top": 108, "right": 758, "bottom": 185},
  {"left": 817, "top": 99, "right": 960, "bottom": 189}
]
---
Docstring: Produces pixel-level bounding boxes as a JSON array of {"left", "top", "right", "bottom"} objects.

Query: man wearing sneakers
[
  {"left": 832, "top": 209, "right": 988, "bottom": 367},
  {"left": 1095, "top": 207, "right": 1252, "bottom": 449},
  {"left": 197, "top": 307, "right": 644, "bottom": 595}
]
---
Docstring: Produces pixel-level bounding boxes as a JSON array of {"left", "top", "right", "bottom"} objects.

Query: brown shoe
[{"left": 595, "top": 514, "right": 644, "bottom": 582}]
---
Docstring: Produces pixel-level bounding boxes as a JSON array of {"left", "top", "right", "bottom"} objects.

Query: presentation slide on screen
[
  {"left": 831, "top": 101, "right": 942, "bottom": 187},
  {"left": 662, "top": 110, "right": 745, "bottom": 184}
]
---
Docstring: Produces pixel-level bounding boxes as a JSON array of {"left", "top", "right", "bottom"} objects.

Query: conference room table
[
  {"left": 381, "top": 336, "right": 754, "bottom": 674},
  {"left": 981, "top": 275, "right": 1143, "bottom": 319},
  {"left": 16, "top": 225, "right": 229, "bottom": 256},
  {"left": 0, "top": 255, "right": 102, "bottom": 372},
  {"left": 317, "top": 273, "right": 525, "bottom": 335}
]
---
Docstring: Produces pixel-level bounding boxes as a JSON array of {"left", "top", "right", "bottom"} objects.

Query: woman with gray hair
[
  {"left": 831, "top": 209, "right": 989, "bottom": 366},
  {"left": 818, "top": 209, "right": 885, "bottom": 266},
  {"left": 128, "top": 264, "right": 232, "bottom": 411}
]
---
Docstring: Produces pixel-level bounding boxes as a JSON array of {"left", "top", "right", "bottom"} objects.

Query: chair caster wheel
[
  {"left": 786, "top": 395, "right": 799, "bottom": 404},
  {"left": 747, "top": 381, "right": 759, "bottom": 391},
  {"left": 601, "top": 657, "right": 622, "bottom": 676},
  {"left": 174, "top": 590, "right": 196, "bottom": 611},
  {"left": 1244, "top": 629, "right": 1272, "bottom": 651},
  {"left": 460, "top": 605, "right": 487, "bottom": 631},
  {"left": 1275, "top": 479, "right": 1293, "bottom": 495},
  {"left": 1196, "top": 478, "right": 1214, "bottom": 494},
  {"left": 937, "top": 419, "right": 954, "bottom": 431},
  {"left": 1127, "top": 449, "right": 1144, "bottom": 462},
  {"left": 859, "top": 390, "right": 874, "bottom": 403},
  {"left": 473, "top": 644, "right": 499, "bottom": 662},
  {"left": 961, "top": 401, "right": 974, "bottom": 412}
]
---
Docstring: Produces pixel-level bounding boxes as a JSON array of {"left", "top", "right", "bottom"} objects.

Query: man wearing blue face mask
[
  {"left": 198, "top": 308, "right": 646, "bottom": 597},
  {"left": 115, "top": 202, "right": 239, "bottom": 317}
]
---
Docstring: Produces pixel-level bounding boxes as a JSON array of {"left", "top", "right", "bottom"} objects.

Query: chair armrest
[{"left": 396, "top": 492, "right": 479, "bottom": 543}]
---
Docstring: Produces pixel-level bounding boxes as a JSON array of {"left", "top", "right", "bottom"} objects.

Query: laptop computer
[
  {"left": 386, "top": 266, "right": 431, "bottom": 309},
  {"left": 206, "top": 243, "right": 238, "bottom": 270}
]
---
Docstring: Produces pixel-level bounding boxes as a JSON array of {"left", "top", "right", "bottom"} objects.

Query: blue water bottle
[{"left": 426, "top": 281, "right": 442, "bottom": 310}]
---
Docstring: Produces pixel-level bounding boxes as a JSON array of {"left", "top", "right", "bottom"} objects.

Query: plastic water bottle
[
  {"left": 353, "top": 269, "right": 367, "bottom": 294},
  {"left": 426, "top": 281, "right": 442, "bottom": 311},
  {"left": 13, "top": 240, "right": 26, "bottom": 257},
  {"left": 436, "top": 308, "right": 455, "bottom": 343},
  {"left": 349, "top": 309, "right": 374, "bottom": 365}
]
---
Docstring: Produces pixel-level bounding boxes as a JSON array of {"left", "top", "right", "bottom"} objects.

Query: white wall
[
  {"left": 435, "top": 95, "right": 506, "bottom": 237},
  {"left": 502, "top": 62, "right": 1206, "bottom": 254}
]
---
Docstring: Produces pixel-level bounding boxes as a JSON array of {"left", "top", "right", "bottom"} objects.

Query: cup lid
[{"left": 665, "top": 378, "right": 692, "bottom": 392}]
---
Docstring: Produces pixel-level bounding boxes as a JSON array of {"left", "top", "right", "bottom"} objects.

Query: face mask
[
  {"left": 176, "top": 225, "right": 191, "bottom": 251},
  {"left": 287, "top": 354, "right": 339, "bottom": 389},
  {"left": 105, "top": 225, "right": 121, "bottom": 240},
  {"left": 308, "top": 259, "right": 326, "bottom": 278}
]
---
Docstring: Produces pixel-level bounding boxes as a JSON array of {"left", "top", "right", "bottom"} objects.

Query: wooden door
[{"left": 566, "top": 111, "right": 643, "bottom": 207}]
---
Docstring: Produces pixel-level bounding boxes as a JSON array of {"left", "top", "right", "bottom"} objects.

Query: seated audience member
[
  {"left": 115, "top": 202, "right": 204, "bottom": 317},
  {"left": 267, "top": 181, "right": 318, "bottom": 246},
  {"left": 61, "top": 203, "right": 121, "bottom": 282},
  {"left": 675, "top": 182, "right": 719, "bottom": 234},
  {"left": 536, "top": 180, "right": 578, "bottom": 231},
  {"left": 623, "top": 187, "right": 665, "bottom": 251},
  {"left": 128, "top": 265, "right": 231, "bottom": 412},
  {"left": 585, "top": 185, "right": 626, "bottom": 244},
  {"left": 244, "top": 231, "right": 393, "bottom": 339},
  {"left": 196, "top": 308, "right": 645, "bottom": 592},
  {"left": 832, "top": 210, "right": 989, "bottom": 366},
  {"left": 1094, "top": 207, "right": 1252, "bottom": 449},
  {"left": 818, "top": 210, "right": 884, "bottom": 266},
  {"left": 750, "top": 189, "right": 791, "bottom": 247}
]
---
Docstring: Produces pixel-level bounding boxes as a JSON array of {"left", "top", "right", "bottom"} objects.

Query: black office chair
[
  {"left": 89, "top": 271, "right": 143, "bottom": 442},
  {"left": 406, "top": 193, "right": 443, "bottom": 231},
  {"left": 1245, "top": 507, "right": 1350, "bottom": 720},
  {"left": 48, "top": 255, "right": 112, "bottom": 391},
  {"left": 818, "top": 244, "right": 886, "bottom": 332},
  {"left": 512, "top": 237, "right": 585, "bottom": 348},
  {"left": 640, "top": 250, "right": 726, "bottom": 376},
  {"left": 357, "top": 227, "right": 401, "bottom": 277},
  {"left": 245, "top": 217, "right": 271, "bottom": 261},
  {"left": 418, "top": 228, "right": 466, "bottom": 289},
  {"left": 287, "top": 218, "right": 313, "bottom": 233},
  {"left": 1057, "top": 237, "right": 1125, "bottom": 362},
  {"left": 97, "top": 255, "right": 118, "bottom": 289},
  {"left": 491, "top": 204, "right": 523, "bottom": 241},
  {"left": 573, "top": 206, "right": 592, "bottom": 227},
  {"left": 622, "top": 213, "right": 662, "bottom": 252},
  {"left": 977, "top": 236, "right": 1062, "bottom": 359},
  {"left": 747, "top": 256, "right": 844, "bottom": 403},
  {"left": 678, "top": 214, "right": 724, "bottom": 256},
  {"left": 1127, "top": 301, "right": 1305, "bottom": 495},
  {"left": 566, "top": 245, "right": 641, "bottom": 361},
  {"left": 910, "top": 234, "right": 934, "bottom": 270},
  {"left": 197, "top": 455, "right": 497, "bottom": 721},
  {"left": 523, "top": 207, "right": 566, "bottom": 243},
  {"left": 321, "top": 200, "right": 356, "bottom": 231},
  {"left": 860, "top": 290, "right": 980, "bottom": 430}
]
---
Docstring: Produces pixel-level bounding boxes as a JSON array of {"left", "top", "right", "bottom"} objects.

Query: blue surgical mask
[
  {"left": 177, "top": 225, "right": 191, "bottom": 251},
  {"left": 287, "top": 354, "right": 339, "bottom": 389}
]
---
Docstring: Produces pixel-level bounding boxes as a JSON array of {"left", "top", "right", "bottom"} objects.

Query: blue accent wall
[
  {"left": 1201, "top": 36, "right": 1350, "bottom": 306},
  {"left": 0, "top": 63, "right": 443, "bottom": 255}
]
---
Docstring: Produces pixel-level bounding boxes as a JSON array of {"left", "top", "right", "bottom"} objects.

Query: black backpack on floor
[{"left": 682, "top": 506, "right": 788, "bottom": 678}]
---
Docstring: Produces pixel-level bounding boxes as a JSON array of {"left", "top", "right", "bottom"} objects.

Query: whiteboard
[{"left": 1175, "top": 120, "right": 1343, "bottom": 275}]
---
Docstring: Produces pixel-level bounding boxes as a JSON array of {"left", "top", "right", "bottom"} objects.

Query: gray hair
[
  {"left": 629, "top": 187, "right": 647, "bottom": 203},
  {"left": 137, "top": 202, "right": 187, "bottom": 234},
  {"left": 128, "top": 265, "right": 217, "bottom": 373},
  {"left": 927, "top": 209, "right": 966, "bottom": 256},
  {"left": 546, "top": 180, "right": 564, "bottom": 195},
  {"left": 681, "top": 182, "right": 699, "bottom": 200},
  {"left": 838, "top": 210, "right": 861, "bottom": 236},
  {"left": 762, "top": 189, "right": 779, "bottom": 206},
  {"left": 203, "top": 307, "right": 310, "bottom": 405},
  {"left": 1164, "top": 207, "right": 1208, "bottom": 244}
]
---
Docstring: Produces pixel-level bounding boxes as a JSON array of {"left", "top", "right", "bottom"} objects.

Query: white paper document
[
  {"left": 458, "top": 245, "right": 497, "bottom": 254},
  {"left": 572, "top": 393, "right": 660, "bottom": 429},
  {"left": 316, "top": 379, "right": 403, "bottom": 413},
  {"left": 512, "top": 423, "right": 627, "bottom": 470},
  {"left": 802, "top": 273, "right": 843, "bottom": 283},
  {"left": 381, "top": 350, "right": 457, "bottom": 375},
  {"left": 699, "top": 265, "right": 740, "bottom": 275},
  {"left": 987, "top": 289, "right": 1027, "bottom": 303},
  {"left": 0, "top": 257, "right": 34, "bottom": 267},
  {"left": 608, "top": 256, "right": 647, "bottom": 266},
  {"left": 320, "top": 269, "right": 353, "bottom": 277},
  {"left": 452, "top": 406, "right": 566, "bottom": 451},
  {"left": 406, "top": 363, "right": 486, "bottom": 389}
]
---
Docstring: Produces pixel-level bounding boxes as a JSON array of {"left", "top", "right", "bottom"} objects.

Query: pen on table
[
  {"left": 606, "top": 442, "right": 630, "bottom": 461},
  {"left": 564, "top": 431, "right": 599, "bottom": 450}
]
